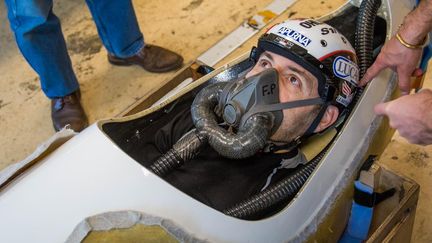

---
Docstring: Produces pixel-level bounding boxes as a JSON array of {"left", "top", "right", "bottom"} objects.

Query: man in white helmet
[
  {"left": 248, "top": 19, "right": 359, "bottom": 145},
  {"left": 136, "top": 19, "right": 360, "bottom": 212}
]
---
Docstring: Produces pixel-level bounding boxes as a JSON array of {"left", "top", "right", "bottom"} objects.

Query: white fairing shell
[{"left": 0, "top": 0, "right": 416, "bottom": 242}]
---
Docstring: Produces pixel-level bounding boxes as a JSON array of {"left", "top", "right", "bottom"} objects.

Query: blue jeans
[{"left": 5, "top": 0, "right": 144, "bottom": 98}]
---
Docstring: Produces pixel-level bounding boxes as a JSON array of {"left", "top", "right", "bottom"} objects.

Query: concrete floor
[{"left": 0, "top": 0, "right": 430, "bottom": 241}]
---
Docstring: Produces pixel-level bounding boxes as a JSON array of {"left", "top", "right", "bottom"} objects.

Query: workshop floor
[{"left": 0, "top": 0, "right": 430, "bottom": 241}]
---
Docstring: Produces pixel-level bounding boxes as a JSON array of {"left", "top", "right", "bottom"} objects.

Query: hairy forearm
[{"left": 399, "top": 0, "right": 432, "bottom": 44}]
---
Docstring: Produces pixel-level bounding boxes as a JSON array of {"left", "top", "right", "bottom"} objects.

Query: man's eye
[
  {"left": 289, "top": 75, "right": 300, "bottom": 86},
  {"left": 259, "top": 60, "right": 271, "bottom": 68}
]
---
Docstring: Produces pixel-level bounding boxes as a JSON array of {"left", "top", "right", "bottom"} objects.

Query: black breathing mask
[{"left": 218, "top": 68, "right": 325, "bottom": 135}]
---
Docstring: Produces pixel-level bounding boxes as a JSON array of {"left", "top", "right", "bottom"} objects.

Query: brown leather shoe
[
  {"left": 107, "top": 44, "right": 183, "bottom": 73},
  {"left": 51, "top": 90, "right": 88, "bottom": 132}
]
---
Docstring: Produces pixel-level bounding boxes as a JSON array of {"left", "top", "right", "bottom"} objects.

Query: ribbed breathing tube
[
  {"left": 356, "top": 0, "right": 382, "bottom": 78},
  {"left": 223, "top": 146, "right": 326, "bottom": 218},
  {"left": 150, "top": 129, "right": 207, "bottom": 176},
  {"left": 191, "top": 82, "right": 273, "bottom": 159},
  {"left": 150, "top": 81, "right": 273, "bottom": 177}
]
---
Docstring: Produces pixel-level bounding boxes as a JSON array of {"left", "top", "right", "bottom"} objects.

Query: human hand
[
  {"left": 374, "top": 89, "right": 432, "bottom": 145},
  {"left": 359, "top": 36, "right": 423, "bottom": 95}
]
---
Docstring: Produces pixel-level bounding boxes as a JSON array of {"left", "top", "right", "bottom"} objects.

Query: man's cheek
[
  {"left": 281, "top": 110, "right": 294, "bottom": 128},
  {"left": 279, "top": 87, "right": 291, "bottom": 103}
]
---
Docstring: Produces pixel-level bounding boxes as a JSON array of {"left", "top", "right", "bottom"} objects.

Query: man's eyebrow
[
  {"left": 288, "top": 66, "right": 306, "bottom": 76},
  {"left": 287, "top": 66, "right": 316, "bottom": 83},
  {"left": 261, "top": 52, "right": 274, "bottom": 61}
]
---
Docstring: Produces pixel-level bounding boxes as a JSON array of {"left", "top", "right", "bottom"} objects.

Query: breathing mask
[{"left": 218, "top": 68, "right": 325, "bottom": 135}]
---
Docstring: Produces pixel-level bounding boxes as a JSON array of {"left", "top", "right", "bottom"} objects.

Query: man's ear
[{"left": 314, "top": 105, "right": 339, "bottom": 133}]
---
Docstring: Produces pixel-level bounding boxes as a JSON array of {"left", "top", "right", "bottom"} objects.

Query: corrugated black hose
[
  {"left": 150, "top": 129, "right": 207, "bottom": 177},
  {"left": 356, "top": 0, "right": 382, "bottom": 78},
  {"left": 223, "top": 147, "right": 327, "bottom": 218},
  {"left": 150, "top": 81, "right": 273, "bottom": 176}
]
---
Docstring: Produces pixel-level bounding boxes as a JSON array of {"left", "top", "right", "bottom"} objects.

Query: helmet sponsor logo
[
  {"left": 277, "top": 27, "right": 311, "bottom": 47},
  {"left": 333, "top": 56, "right": 358, "bottom": 107},
  {"left": 333, "top": 56, "right": 359, "bottom": 85},
  {"left": 321, "top": 27, "right": 338, "bottom": 35},
  {"left": 274, "top": 36, "right": 295, "bottom": 48},
  {"left": 299, "top": 20, "right": 320, "bottom": 29},
  {"left": 341, "top": 81, "right": 352, "bottom": 97},
  {"left": 336, "top": 81, "right": 355, "bottom": 107}
]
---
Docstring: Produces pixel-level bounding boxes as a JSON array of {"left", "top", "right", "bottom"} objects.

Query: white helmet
[{"left": 251, "top": 19, "right": 360, "bottom": 110}]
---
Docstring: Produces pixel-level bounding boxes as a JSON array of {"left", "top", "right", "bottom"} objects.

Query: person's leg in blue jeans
[
  {"left": 85, "top": 0, "right": 144, "bottom": 58},
  {"left": 5, "top": 0, "right": 88, "bottom": 132},
  {"left": 85, "top": 0, "right": 183, "bottom": 73},
  {"left": 5, "top": 0, "right": 78, "bottom": 98},
  {"left": 5, "top": 0, "right": 183, "bottom": 132}
]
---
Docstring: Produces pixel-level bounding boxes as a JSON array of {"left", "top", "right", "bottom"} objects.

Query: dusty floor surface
[{"left": 0, "top": 0, "right": 431, "bottom": 241}]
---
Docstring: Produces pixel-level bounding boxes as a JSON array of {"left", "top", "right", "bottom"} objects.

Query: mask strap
[
  {"left": 242, "top": 97, "right": 324, "bottom": 120},
  {"left": 282, "top": 102, "right": 329, "bottom": 150},
  {"left": 303, "top": 102, "right": 329, "bottom": 137}
]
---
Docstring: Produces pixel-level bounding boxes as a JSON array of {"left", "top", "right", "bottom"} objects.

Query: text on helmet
[
  {"left": 299, "top": 20, "right": 321, "bottom": 29},
  {"left": 277, "top": 27, "right": 311, "bottom": 47},
  {"left": 332, "top": 56, "right": 359, "bottom": 85}
]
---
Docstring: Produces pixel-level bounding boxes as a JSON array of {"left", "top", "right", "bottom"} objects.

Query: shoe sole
[
  {"left": 108, "top": 56, "right": 183, "bottom": 73},
  {"left": 107, "top": 56, "right": 134, "bottom": 66}
]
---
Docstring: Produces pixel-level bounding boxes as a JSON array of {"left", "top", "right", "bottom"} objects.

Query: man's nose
[
  {"left": 273, "top": 65, "right": 285, "bottom": 74},
  {"left": 273, "top": 67, "right": 284, "bottom": 82}
]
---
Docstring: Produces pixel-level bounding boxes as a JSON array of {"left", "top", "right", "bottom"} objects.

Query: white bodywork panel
[{"left": 0, "top": 0, "right": 415, "bottom": 242}]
